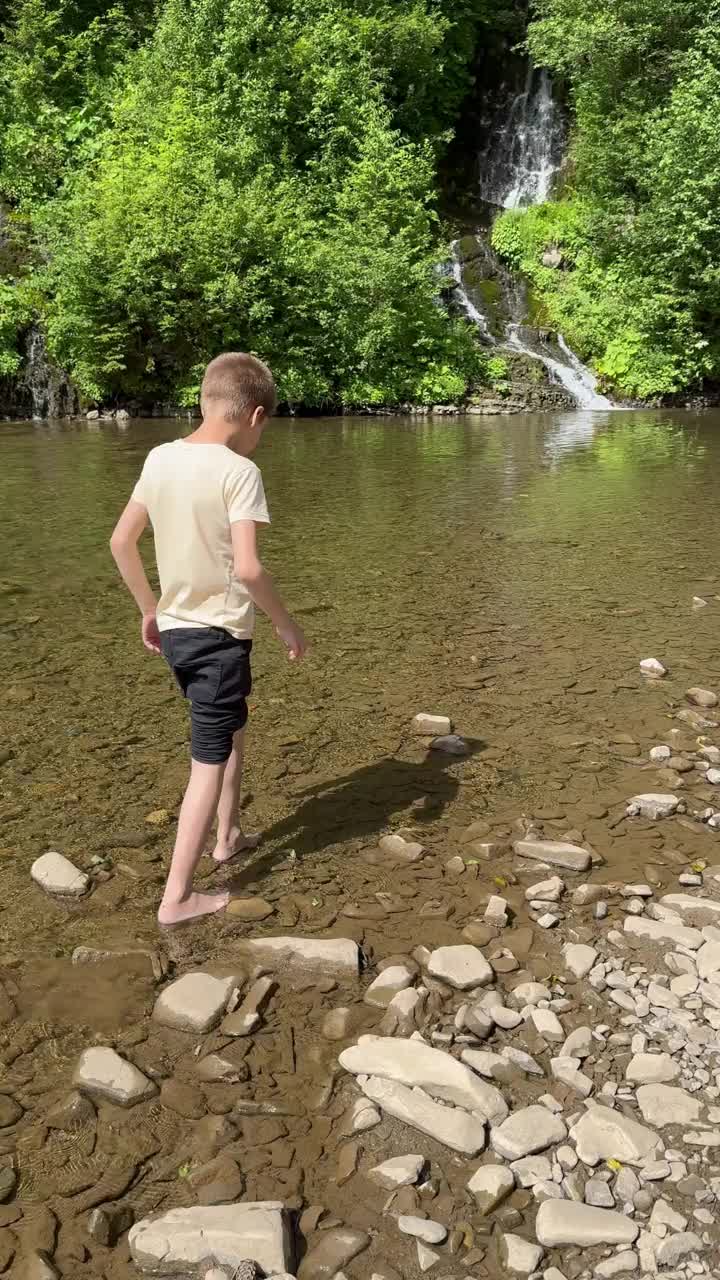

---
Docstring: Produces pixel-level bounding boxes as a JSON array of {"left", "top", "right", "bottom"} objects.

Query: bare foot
[
  {"left": 158, "top": 890, "right": 229, "bottom": 926},
  {"left": 212, "top": 826, "right": 261, "bottom": 865}
]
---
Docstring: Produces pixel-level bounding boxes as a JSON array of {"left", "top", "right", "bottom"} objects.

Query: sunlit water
[{"left": 2, "top": 407, "right": 720, "bottom": 966}]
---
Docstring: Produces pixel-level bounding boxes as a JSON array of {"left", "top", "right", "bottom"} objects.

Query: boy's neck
[{"left": 187, "top": 415, "right": 249, "bottom": 454}]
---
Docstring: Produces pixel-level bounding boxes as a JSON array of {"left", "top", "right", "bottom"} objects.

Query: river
[{"left": 2, "top": 408, "right": 720, "bottom": 1271}]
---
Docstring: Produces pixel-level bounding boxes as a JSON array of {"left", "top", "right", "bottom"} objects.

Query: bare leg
[
  {"left": 158, "top": 759, "right": 230, "bottom": 925},
  {"left": 212, "top": 727, "right": 260, "bottom": 863}
]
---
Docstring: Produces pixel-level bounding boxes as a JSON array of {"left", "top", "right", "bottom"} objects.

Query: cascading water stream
[{"left": 455, "top": 63, "right": 614, "bottom": 410}]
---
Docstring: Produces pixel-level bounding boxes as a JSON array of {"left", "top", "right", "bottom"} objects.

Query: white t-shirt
[{"left": 132, "top": 440, "right": 270, "bottom": 638}]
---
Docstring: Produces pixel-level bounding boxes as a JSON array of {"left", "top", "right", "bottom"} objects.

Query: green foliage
[
  {"left": 0, "top": 0, "right": 504, "bottom": 409},
  {"left": 493, "top": 0, "right": 720, "bottom": 399}
]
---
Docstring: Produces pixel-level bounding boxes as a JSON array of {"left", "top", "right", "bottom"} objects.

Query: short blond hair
[{"left": 200, "top": 352, "right": 277, "bottom": 422}]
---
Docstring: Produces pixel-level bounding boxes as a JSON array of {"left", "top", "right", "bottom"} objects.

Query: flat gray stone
[
  {"left": 233, "top": 936, "right": 360, "bottom": 975},
  {"left": 626, "top": 1053, "right": 679, "bottom": 1085},
  {"left": 536, "top": 1201, "right": 639, "bottom": 1247},
  {"left": 595, "top": 1251, "right": 638, "bottom": 1278},
  {"left": 340, "top": 1037, "right": 507, "bottom": 1122},
  {"left": 364, "top": 966, "right": 415, "bottom": 1008},
  {"left": 627, "top": 794, "right": 679, "bottom": 820},
  {"left": 571, "top": 1106, "right": 661, "bottom": 1166},
  {"left": 153, "top": 973, "right": 238, "bottom": 1034},
  {"left": 500, "top": 1234, "right": 544, "bottom": 1275},
  {"left": 491, "top": 1105, "right": 566, "bottom": 1160},
  {"left": 359, "top": 1075, "right": 486, "bottom": 1155},
  {"left": 297, "top": 1226, "right": 370, "bottom": 1279},
  {"left": 550, "top": 1058, "right": 593, "bottom": 1097},
  {"left": 697, "top": 940, "right": 720, "bottom": 979},
  {"left": 561, "top": 1027, "right": 592, "bottom": 1059},
  {"left": 655, "top": 1232, "right": 704, "bottom": 1266},
  {"left": 427, "top": 945, "right": 493, "bottom": 990},
  {"left": 525, "top": 876, "right": 564, "bottom": 902},
  {"left": 514, "top": 840, "right": 591, "bottom": 872},
  {"left": 660, "top": 894, "right": 720, "bottom": 926},
  {"left": 129, "top": 1204, "right": 291, "bottom": 1276},
  {"left": 31, "top": 851, "right": 89, "bottom": 897},
  {"left": 563, "top": 944, "right": 598, "bottom": 979},
  {"left": 624, "top": 916, "right": 703, "bottom": 950},
  {"left": 75, "top": 1047, "right": 156, "bottom": 1107},
  {"left": 398, "top": 1216, "right": 447, "bottom": 1245},
  {"left": 635, "top": 1084, "right": 701, "bottom": 1127},
  {"left": 369, "top": 1154, "right": 425, "bottom": 1189},
  {"left": 467, "top": 1163, "right": 515, "bottom": 1212}
]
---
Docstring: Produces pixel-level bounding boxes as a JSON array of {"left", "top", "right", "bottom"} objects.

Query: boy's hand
[
  {"left": 142, "top": 612, "right": 162, "bottom": 654},
  {"left": 276, "top": 618, "right": 306, "bottom": 661}
]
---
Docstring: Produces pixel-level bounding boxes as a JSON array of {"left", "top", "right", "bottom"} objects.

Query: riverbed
[{"left": 3, "top": 407, "right": 720, "bottom": 1276}]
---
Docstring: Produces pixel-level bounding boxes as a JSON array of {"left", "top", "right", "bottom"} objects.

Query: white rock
[
  {"left": 661, "top": 894, "right": 720, "bottom": 925},
  {"left": 485, "top": 895, "right": 509, "bottom": 928},
  {"left": 379, "top": 833, "right": 425, "bottom": 862},
  {"left": 627, "top": 794, "right": 680, "bottom": 820},
  {"left": 129, "top": 1204, "right": 291, "bottom": 1275},
  {"left": 511, "top": 1156, "right": 552, "bottom": 1187},
  {"left": 526, "top": 877, "right": 565, "bottom": 903},
  {"left": 626, "top": 1054, "right": 679, "bottom": 1085},
  {"left": 536, "top": 1200, "right": 639, "bottom": 1247},
  {"left": 635, "top": 1084, "right": 701, "bottom": 1127},
  {"left": 501, "top": 1046, "right": 544, "bottom": 1075},
  {"left": 340, "top": 1037, "right": 507, "bottom": 1122},
  {"left": 530, "top": 1009, "right": 565, "bottom": 1042},
  {"left": 686, "top": 687, "right": 718, "bottom": 708},
  {"left": 74, "top": 1047, "right": 156, "bottom": 1107},
  {"left": 508, "top": 982, "right": 550, "bottom": 1009},
  {"left": 594, "top": 1252, "right": 638, "bottom": 1277},
  {"left": 550, "top": 1058, "right": 593, "bottom": 1097},
  {"left": 514, "top": 839, "right": 591, "bottom": 872},
  {"left": 461, "top": 1049, "right": 505, "bottom": 1078},
  {"left": 622, "top": 884, "right": 653, "bottom": 898},
  {"left": 491, "top": 1106, "right": 567, "bottom": 1160},
  {"left": 571, "top": 1106, "right": 661, "bottom": 1166},
  {"left": 349, "top": 1097, "right": 381, "bottom": 1133},
  {"left": 649, "top": 1198, "right": 687, "bottom": 1234},
  {"left": 649, "top": 745, "right": 671, "bottom": 762},
  {"left": 359, "top": 1075, "right": 486, "bottom": 1155},
  {"left": 364, "top": 966, "right": 415, "bottom": 1009},
  {"left": 624, "top": 916, "right": 703, "bottom": 950},
  {"left": 655, "top": 1232, "right": 704, "bottom": 1266},
  {"left": 493, "top": 1006, "right": 523, "bottom": 1030},
  {"left": 413, "top": 714, "right": 452, "bottom": 736},
  {"left": 537, "top": 912, "right": 559, "bottom": 929},
  {"left": 500, "top": 1234, "right": 544, "bottom": 1275},
  {"left": 561, "top": 1027, "right": 592, "bottom": 1059},
  {"left": 417, "top": 1242, "right": 439, "bottom": 1273},
  {"left": 427, "top": 945, "right": 493, "bottom": 990},
  {"left": 398, "top": 1216, "right": 446, "bottom": 1245},
  {"left": 563, "top": 944, "right": 598, "bottom": 980},
  {"left": 640, "top": 659, "right": 667, "bottom": 678},
  {"left": 31, "top": 851, "right": 89, "bottom": 897},
  {"left": 467, "top": 1164, "right": 515, "bottom": 1212},
  {"left": 369, "top": 1154, "right": 425, "bottom": 1189},
  {"left": 234, "top": 936, "right": 359, "bottom": 974},
  {"left": 544, "top": 1270, "right": 568, "bottom": 1280},
  {"left": 153, "top": 972, "right": 238, "bottom": 1034},
  {"left": 696, "top": 940, "right": 720, "bottom": 980}
]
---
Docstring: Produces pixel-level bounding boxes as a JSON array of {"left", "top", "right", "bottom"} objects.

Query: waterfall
[
  {"left": 23, "top": 325, "right": 78, "bottom": 418},
  {"left": 478, "top": 66, "right": 565, "bottom": 210},
  {"left": 452, "top": 63, "right": 614, "bottom": 410}
]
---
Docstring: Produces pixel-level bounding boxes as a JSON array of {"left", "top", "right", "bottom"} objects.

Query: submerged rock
[
  {"left": 153, "top": 972, "right": 238, "bottom": 1034},
  {"left": 232, "top": 936, "right": 359, "bottom": 975},
  {"left": 513, "top": 839, "right": 591, "bottom": 872},
  {"left": 626, "top": 793, "right": 680, "bottom": 820},
  {"left": 31, "top": 850, "right": 89, "bottom": 897},
  {"left": 640, "top": 658, "right": 667, "bottom": 678}
]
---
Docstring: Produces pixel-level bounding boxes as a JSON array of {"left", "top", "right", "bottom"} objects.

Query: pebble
[
  {"left": 550, "top": 1058, "right": 593, "bottom": 1097},
  {"left": 627, "top": 793, "right": 680, "bottom": 820},
  {"left": 526, "top": 876, "right": 564, "bottom": 902},
  {"left": 467, "top": 1164, "right": 515, "bottom": 1212},
  {"left": 369, "top": 1155, "right": 425, "bottom": 1189},
  {"left": 74, "top": 1047, "right": 156, "bottom": 1107},
  {"left": 413, "top": 713, "right": 452, "bottom": 735},
  {"left": 398, "top": 1216, "right": 447, "bottom": 1245},
  {"left": 563, "top": 944, "right": 598, "bottom": 979},
  {"left": 686, "top": 687, "right": 718, "bottom": 708},
  {"left": 595, "top": 1251, "right": 638, "bottom": 1277},
  {"left": 626, "top": 1053, "right": 679, "bottom": 1084},
  {"left": 364, "top": 965, "right": 415, "bottom": 1008},
  {"left": 530, "top": 1009, "right": 564, "bottom": 1041},
  {"left": 500, "top": 1233, "right": 544, "bottom": 1275},
  {"left": 640, "top": 658, "right": 667, "bottom": 678}
]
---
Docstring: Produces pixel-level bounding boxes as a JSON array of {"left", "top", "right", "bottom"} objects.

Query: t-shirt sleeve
[
  {"left": 226, "top": 463, "right": 271, "bottom": 525},
  {"left": 131, "top": 455, "right": 151, "bottom": 507}
]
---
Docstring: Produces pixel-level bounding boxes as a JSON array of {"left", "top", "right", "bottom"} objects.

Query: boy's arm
[
  {"left": 231, "top": 520, "right": 306, "bottom": 660},
  {"left": 109, "top": 499, "right": 161, "bottom": 653}
]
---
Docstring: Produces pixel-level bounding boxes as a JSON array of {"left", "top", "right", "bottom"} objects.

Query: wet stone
[
  {"left": 153, "top": 972, "right": 239, "bottom": 1034},
  {"left": 31, "top": 850, "right": 89, "bottom": 897},
  {"left": 297, "top": 1226, "right": 370, "bottom": 1279},
  {"left": 500, "top": 1233, "right": 544, "bottom": 1275},
  {"left": 0, "top": 1096, "right": 23, "bottom": 1127},
  {"left": 467, "top": 1164, "right": 515, "bottom": 1212},
  {"left": 369, "top": 1154, "right": 425, "bottom": 1189},
  {"left": 74, "top": 1047, "right": 156, "bottom": 1107},
  {"left": 130, "top": 1203, "right": 291, "bottom": 1276},
  {"left": 491, "top": 1106, "right": 567, "bottom": 1160},
  {"left": 514, "top": 839, "right": 591, "bottom": 872}
]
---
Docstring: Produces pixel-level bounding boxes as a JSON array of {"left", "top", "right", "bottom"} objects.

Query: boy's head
[{"left": 200, "top": 352, "right": 277, "bottom": 451}]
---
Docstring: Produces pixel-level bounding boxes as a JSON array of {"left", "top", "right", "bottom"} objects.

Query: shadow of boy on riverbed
[{"left": 223, "top": 739, "right": 486, "bottom": 893}]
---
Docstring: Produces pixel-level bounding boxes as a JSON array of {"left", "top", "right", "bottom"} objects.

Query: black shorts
[{"left": 160, "top": 627, "right": 252, "bottom": 765}]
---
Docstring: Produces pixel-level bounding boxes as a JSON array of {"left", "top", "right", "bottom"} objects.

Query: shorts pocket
[{"left": 183, "top": 659, "right": 223, "bottom": 706}]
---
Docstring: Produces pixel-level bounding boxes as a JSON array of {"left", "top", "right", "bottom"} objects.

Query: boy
[{"left": 110, "top": 352, "right": 306, "bottom": 925}]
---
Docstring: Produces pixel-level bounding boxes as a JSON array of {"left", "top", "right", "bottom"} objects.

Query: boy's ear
[{"left": 250, "top": 405, "right": 267, "bottom": 432}]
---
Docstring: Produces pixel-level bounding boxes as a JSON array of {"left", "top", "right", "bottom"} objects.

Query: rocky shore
[{"left": 4, "top": 675, "right": 720, "bottom": 1279}]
